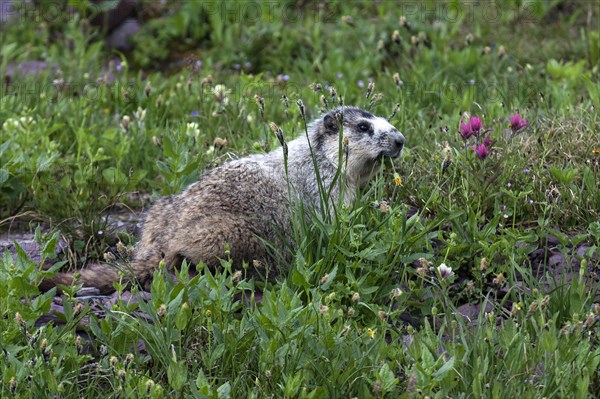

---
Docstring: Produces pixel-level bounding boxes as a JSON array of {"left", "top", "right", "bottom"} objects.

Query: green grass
[{"left": 1, "top": 0, "right": 599, "bottom": 397}]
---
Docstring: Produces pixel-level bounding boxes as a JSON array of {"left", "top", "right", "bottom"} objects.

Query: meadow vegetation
[{"left": 0, "top": 0, "right": 599, "bottom": 397}]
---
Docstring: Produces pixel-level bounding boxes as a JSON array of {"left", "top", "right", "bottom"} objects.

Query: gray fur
[{"left": 41, "top": 106, "right": 404, "bottom": 294}]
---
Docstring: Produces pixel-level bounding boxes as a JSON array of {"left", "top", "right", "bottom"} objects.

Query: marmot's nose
[{"left": 393, "top": 131, "right": 405, "bottom": 148}]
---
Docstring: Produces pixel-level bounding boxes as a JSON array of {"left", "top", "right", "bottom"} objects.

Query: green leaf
[
  {"left": 44, "top": 261, "right": 68, "bottom": 274},
  {"left": 549, "top": 165, "right": 579, "bottom": 185},
  {"left": 217, "top": 381, "right": 231, "bottom": 399},
  {"left": 178, "top": 158, "right": 199, "bottom": 176},
  {"left": 378, "top": 363, "right": 398, "bottom": 393},
  {"left": 0, "top": 167, "right": 8, "bottom": 185},
  {"left": 167, "top": 359, "right": 188, "bottom": 391},
  {"left": 102, "top": 166, "right": 128, "bottom": 186},
  {"left": 291, "top": 252, "right": 310, "bottom": 289},
  {"left": 576, "top": 368, "right": 589, "bottom": 399},
  {"left": 167, "top": 288, "right": 184, "bottom": 315},
  {"left": 539, "top": 330, "right": 558, "bottom": 353},
  {"left": 432, "top": 356, "right": 455, "bottom": 381},
  {"left": 210, "top": 343, "right": 225, "bottom": 365},
  {"left": 41, "top": 231, "right": 60, "bottom": 259},
  {"left": 0, "top": 139, "right": 11, "bottom": 158},
  {"left": 36, "top": 152, "right": 60, "bottom": 173},
  {"left": 0, "top": 42, "right": 17, "bottom": 57},
  {"left": 195, "top": 368, "right": 212, "bottom": 395},
  {"left": 283, "top": 372, "right": 303, "bottom": 398},
  {"left": 151, "top": 268, "right": 167, "bottom": 298},
  {"left": 88, "top": 314, "right": 105, "bottom": 340},
  {"left": 30, "top": 288, "right": 56, "bottom": 314},
  {"left": 162, "top": 135, "right": 176, "bottom": 158},
  {"left": 319, "top": 265, "right": 337, "bottom": 290},
  {"left": 547, "top": 228, "right": 570, "bottom": 247},
  {"left": 175, "top": 303, "right": 191, "bottom": 330},
  {"left": 589, "top": 222, "right": 600, "bottom": 242},
  {"left": 582, "top": 167, "right": 596, "bottom": 192}
]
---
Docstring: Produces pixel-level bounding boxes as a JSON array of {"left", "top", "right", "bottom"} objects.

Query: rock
[
  {"left": 544, "top": 234, "right": 561, "bottom": 247},
  {"left": 106, "top": 17, "right": 141, "bottom": 50},
  {"left": 75, "top": 287, "right": 101, "bottom": 297},
  {"left": 576, "top": 244, "right": 598, "bottom": 259},
  {"left": 2, "top": 0, "right": 140, "bottom": 50},
  {"left": 4, "top": 61, "right": 58, "bottom": 79},
  {"left": 88, "top": 0, "right": 141, "bottom": 50},
  {"left": 547, "top": 253, "right": 565, "bottom": 267},
  {"left": 90, "top": 0, "right": 137, "bottom": 33},
  {"left": 456, "top": 302, "right": 494, "bottom": 327},
  {"left": 529, "top": 248, "right": 546, "bottom": 261},
  {"left": 0, "top": 232, "right": 67, "bottom": 264}
]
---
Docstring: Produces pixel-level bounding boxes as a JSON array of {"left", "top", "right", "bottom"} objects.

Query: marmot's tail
[{"left": 39, "top": 263, "right": 125, "bottom": 295}]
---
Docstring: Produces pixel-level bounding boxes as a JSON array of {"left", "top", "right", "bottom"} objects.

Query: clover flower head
[{"left": 437, "top": 263, "right": 454, "bottom": 279}]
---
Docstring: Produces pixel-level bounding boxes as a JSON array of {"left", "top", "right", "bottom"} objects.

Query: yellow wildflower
[{"left": 394, "top": 173, "right": 403, "bottom": 186}]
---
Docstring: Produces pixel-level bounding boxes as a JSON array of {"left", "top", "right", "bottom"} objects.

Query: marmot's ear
[{"left": 323, "top": 113, "right": 338, "bottom": 135}]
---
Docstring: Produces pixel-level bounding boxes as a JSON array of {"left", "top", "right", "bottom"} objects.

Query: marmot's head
[{"left": 312, "top": 106, "right": 405, "bottom": 185}]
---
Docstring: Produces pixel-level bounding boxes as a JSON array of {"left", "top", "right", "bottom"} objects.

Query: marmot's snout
[
  {"left": 392, "top": 129, "right": 405, "bottom": 151},
  {"left": 387, "top": 128, "right": 405, "bottom": 158}
]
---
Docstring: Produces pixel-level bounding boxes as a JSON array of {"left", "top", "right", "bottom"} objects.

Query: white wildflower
[
  {"left": 212, "top": 84, "right": 231, "bottom": 105},
  {"left": 186, "top": 122, "right": 201, "bottom": 140},
  {"left": 134, "top": 107, "right": 146, "bottom": 122},
  {"left": 437, "top": 263, "right": 454, "bottom": 279}
]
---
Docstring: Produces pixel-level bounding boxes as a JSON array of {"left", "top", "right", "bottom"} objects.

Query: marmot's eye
[{"left": 358, "top": 123, "right": 370, "bottom": 132}]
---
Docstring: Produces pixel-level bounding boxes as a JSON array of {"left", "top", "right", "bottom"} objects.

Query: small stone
[{"left": 106, "top": 18, "right": 141, "bottom": 50}]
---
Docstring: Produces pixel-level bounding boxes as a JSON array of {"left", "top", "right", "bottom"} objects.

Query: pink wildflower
[
  {"left": 470, "top": 116, "right": 482, "bottom": 136},
  {"left": 460, "top": 121, "right": 472, "bottom": 140},
  {"left": 470, "top": 143, "right": 490, "bottom": 160},
  {"left": 509, "top": 113, "right": 528, "bottom": 132}
]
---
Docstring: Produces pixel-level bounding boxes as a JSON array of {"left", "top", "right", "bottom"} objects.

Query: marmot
[{"left": 41, "top": 106, "right": 404, "bottom": 294}]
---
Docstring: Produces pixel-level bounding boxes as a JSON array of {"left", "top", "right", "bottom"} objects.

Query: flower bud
[{"left": 120, "top": 115, "right": 130, "bottom": 131}]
